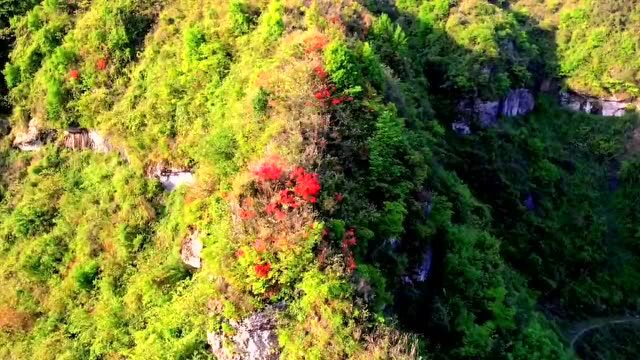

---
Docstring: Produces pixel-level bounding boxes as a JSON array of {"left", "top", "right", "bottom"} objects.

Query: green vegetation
[{"left": 0, "top": 0, "right": 639, "bottom": 359}]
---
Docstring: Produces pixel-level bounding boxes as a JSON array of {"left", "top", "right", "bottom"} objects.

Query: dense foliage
[{"left": 0, "top": 0, "right": 639, "bottom": 359}]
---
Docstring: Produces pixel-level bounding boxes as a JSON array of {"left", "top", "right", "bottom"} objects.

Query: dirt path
[{"left": 566, "top": 315, "right": 640, "bottom": 351}]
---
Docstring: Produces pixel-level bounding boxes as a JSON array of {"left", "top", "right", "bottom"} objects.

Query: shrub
[
  {"left": 253, "top": 88, "right": 270, "bottom": 116},
  {"left": 260, "top": 0, "right": 284, "bottom": 41},
  {"left": 73, "top": 260, "right": 100, "bottom": 291},
  {"left": 3, "top": 63, "right": 21, "bottom": 88},
  {"left": 229, "top": 0, "right": 254, "bottom": 36},
  {"left": 324, "top": 41, "right": 361, "bottom": 90}
]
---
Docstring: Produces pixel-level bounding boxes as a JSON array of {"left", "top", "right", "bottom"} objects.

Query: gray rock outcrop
[
  {"left": 456, "top": 89, "right": 535, "bottom": 130},
  {"left": 147, "top": 163, "right": 195, "bottom": 191},
  {"left": 207, "top": 306, "right": 282, "bottom": 360},
  {"left": 12, "top": 119, "right": 55, "bottom": 151},
  {"left": 63, "top": 128, "right": 112, "bottom": 153},
  {"left": 180, "top": 230, "right": 202, "bottom": 269},
  {"left": 560, "top": 91, "right": 636, "bottom": 117},
  {"left": 501, "top": 89, "right": 535, "bottom": 117}
]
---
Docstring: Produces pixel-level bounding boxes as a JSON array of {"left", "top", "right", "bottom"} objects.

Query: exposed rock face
[
  {"left": 476, "top": 100, "right": 500, "bottom": 127},
  {"left": 415, "top": 245, "right": 433, "bottom": 282},
  {"left": 180, "top": 230, "right": 202, "bottom": 269},
  {"left": 147, "top": 164, "right": 195, "bottom": 191},
  {"left": 501, "top": 88, "right": 535, "bottom": 117},
  {"left": 457, "top": 89, "right": 535, "bottom": 130},
  {"left": 207, "top": 306, "right": 282, "bottom": 360},
  {"left": 560, "top": 91, "right": 636, "bottom": 117},
  {"left": 452, "top": 121, "right": 471, "bottom": 136},
  {"left": 12, "top": 120, "right": 55, "bottom": 151},
  {"left": 63, "top": 128, "right": 112, "bottom": 153}
]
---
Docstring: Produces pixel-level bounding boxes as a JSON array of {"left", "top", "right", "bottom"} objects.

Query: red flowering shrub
[
  {"left": 253, "top": 162, "right": 283, "bottom": 181},
  {"left": 313, "top": 65, "right": 328, "bottom": 80},
  {"left": 255, "top": 263, "right": 272, "bottom": 278},
  {"left": 254, "top": 238, "right": 269, "bottom": 253},
  {"left": 278, "top": 189, "right": 300, "bottom": 209},
  {"left": 334, "top": 193, "right": 344, "bottom": 202},
  {"left": 314, "top": 87, "right": 333, "bottom": 101},
  {"left": 290, "top": 167, "right": 321, "bottom": 203},
  {"left": 239, "top": 208, "right": 256, "bottom": 220},
  {"left": 342, "top": 228, "right": 357, "bottom": 251},
  {"left": 69, "top": 69, "right": 80, "bottom": 80},
  {"left": 96, "top": 57, "right": 108, "bottom": 71},
  {"left": 305, "top": 35, "right": 328, "bottom": 54},
  {"left": 342, "top": 228, "right": 357, "bottom": 272},
  {"left": 346, "top": 254, "right": 357, "bottom": 272}
]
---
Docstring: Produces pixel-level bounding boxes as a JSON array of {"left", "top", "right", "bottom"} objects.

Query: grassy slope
[{"left": 1, "top": 0, "right": 639, "bottom": 359}]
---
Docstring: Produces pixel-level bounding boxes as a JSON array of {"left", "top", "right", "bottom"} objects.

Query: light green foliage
[
  {"left": 554, "top": 0, "right": 640, "bottom": 96},
  {"left": 324, "top": 40, "right": 361, "bottom": 91},
  {"left": 1, "top": 0, "right": 639, "bottom": 359}
]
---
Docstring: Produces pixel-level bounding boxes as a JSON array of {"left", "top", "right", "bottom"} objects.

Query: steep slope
[{"left": 1, "top": 0, "right": 639, "bottom": 359}]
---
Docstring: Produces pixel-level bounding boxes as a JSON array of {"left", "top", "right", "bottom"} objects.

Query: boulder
[
  {"left": 501, "top": 89, "right": 535, "bottom": 117},
  {"left": 180, "top": 230, "right": 202, "bottom": 269},
  {"left": 147, "top": 163, "right": 196, "bottom": 191},
  {"left": 560, "top": 91, "right": 634, "bottom": 117},
  {"left": 456, "top": 89, "right": 535, "bottom": 130},
  {"left": 89, "top": 131, "right": 112, "bottom": 153},
  {"left": 451, "top": 121, "right": 471, "bottom": 136},
  {"left": 601, "top": 101, "right": 628, "bottom": 117},
  {"left": 12, "top": 119, "right": 53, "bottom": 151},
  {"left": 207, "top": 306, "right": 282, "bottom": 360},
  {"left": 475, "top": 100, "right": 500, "bottom": 128},
  {"left": 63, "top": 128, "right": 113, "bottom": 153}
]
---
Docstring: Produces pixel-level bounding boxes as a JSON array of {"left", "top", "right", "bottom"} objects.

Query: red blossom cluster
[
  {"left": 312, "top": 68, "right": 353, "bottom": 107},
  {"left": 290, "top": 167, "right": 321, "bottom": 203},
  {"left": 239, "top": 208, "right": 256, "bottom": 220},
  {"left": 313, "top": 65, "right": 328, "bottom": 80},
  {"left": 253, "top": 162, "right": 284, "bottom": 181},
  {"left": 96, "top": 57, "right": 108, "bottom": 71},
  {"left": 304, "top": 35, "right": 328, "bottom": 54},
  {"left": 342, "top": 228, "right": 357, "bottom": 272},
  {"left": 314, "top": 86, "right": 334, "bottom": 101},
  {"left": 334, "top": 193, "right": 344, "bottom": 202},
  {"left": 255, "top": 263, "right": 271, "bottom": 278},
  {"left": 69, "top": 69, "right": 80, "bottom": 80},
  {"left": 254, "top": 237, "right": 269, "bottom": 253},
  {"left": 253, "top": 166, "right": 321, "bottom": 221}
]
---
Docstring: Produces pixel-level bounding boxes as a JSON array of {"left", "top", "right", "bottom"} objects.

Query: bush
[
  {"left": 73, "top": 260, "right": 100, "bottom": 291},
  {"left": 229, "top": 0, "right": 254, "bottom": 36},
  {"left": 324, "top": 41, "right": 361, "bottom": 91}
]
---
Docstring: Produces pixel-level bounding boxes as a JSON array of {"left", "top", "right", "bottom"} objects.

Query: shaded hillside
[{"left": 0, "top": 0, "right": 639, "bottom": 359}]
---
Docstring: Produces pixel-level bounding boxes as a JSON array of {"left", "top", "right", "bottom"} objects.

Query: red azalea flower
[
  {"left": 255, "top": 263, "right": 272, "bottom": 278},
  {"left": 334, "top": 193, "right": 344, "bottom": 202},
  {"left": 313, "top": 65, "right": 328, "bottom": 80},
  {"left": 69, "top": 69, "right": 80, "bottom": 80},
  {"left": 254, "top": 162, "right": 283, "bottom": 181},
  {"left": 239, "top": 208, "right": 256, "bottom": 220},
  {"left": 274, "top": 209, "right": 287, "bottom": 221},
  {"left": 346, "top": 254, "right": 357, "bottom": 272},
  {"left": 254, "top": 238, "right": 268, "bottom": 253},
  {"left": 266, "top": 202, "right": 279, "bottom": 215},
  {"left": 278, "top": 189, "right": 299, "bottom": 208},
  {"left": 291, "top": 168, "right": 321, "bottom": 202},
  {"left": 96, "top": 57, "right": 108, "bottom": 71}
]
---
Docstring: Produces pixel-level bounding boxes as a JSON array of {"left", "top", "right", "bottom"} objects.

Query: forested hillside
[{"left": 0, "top": 0, "right": 639, "bottom": 359}]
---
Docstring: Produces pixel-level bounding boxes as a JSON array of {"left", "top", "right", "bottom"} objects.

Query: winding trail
[{"left": 566, "top": 315, "right": 640, "bottom": 351}]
